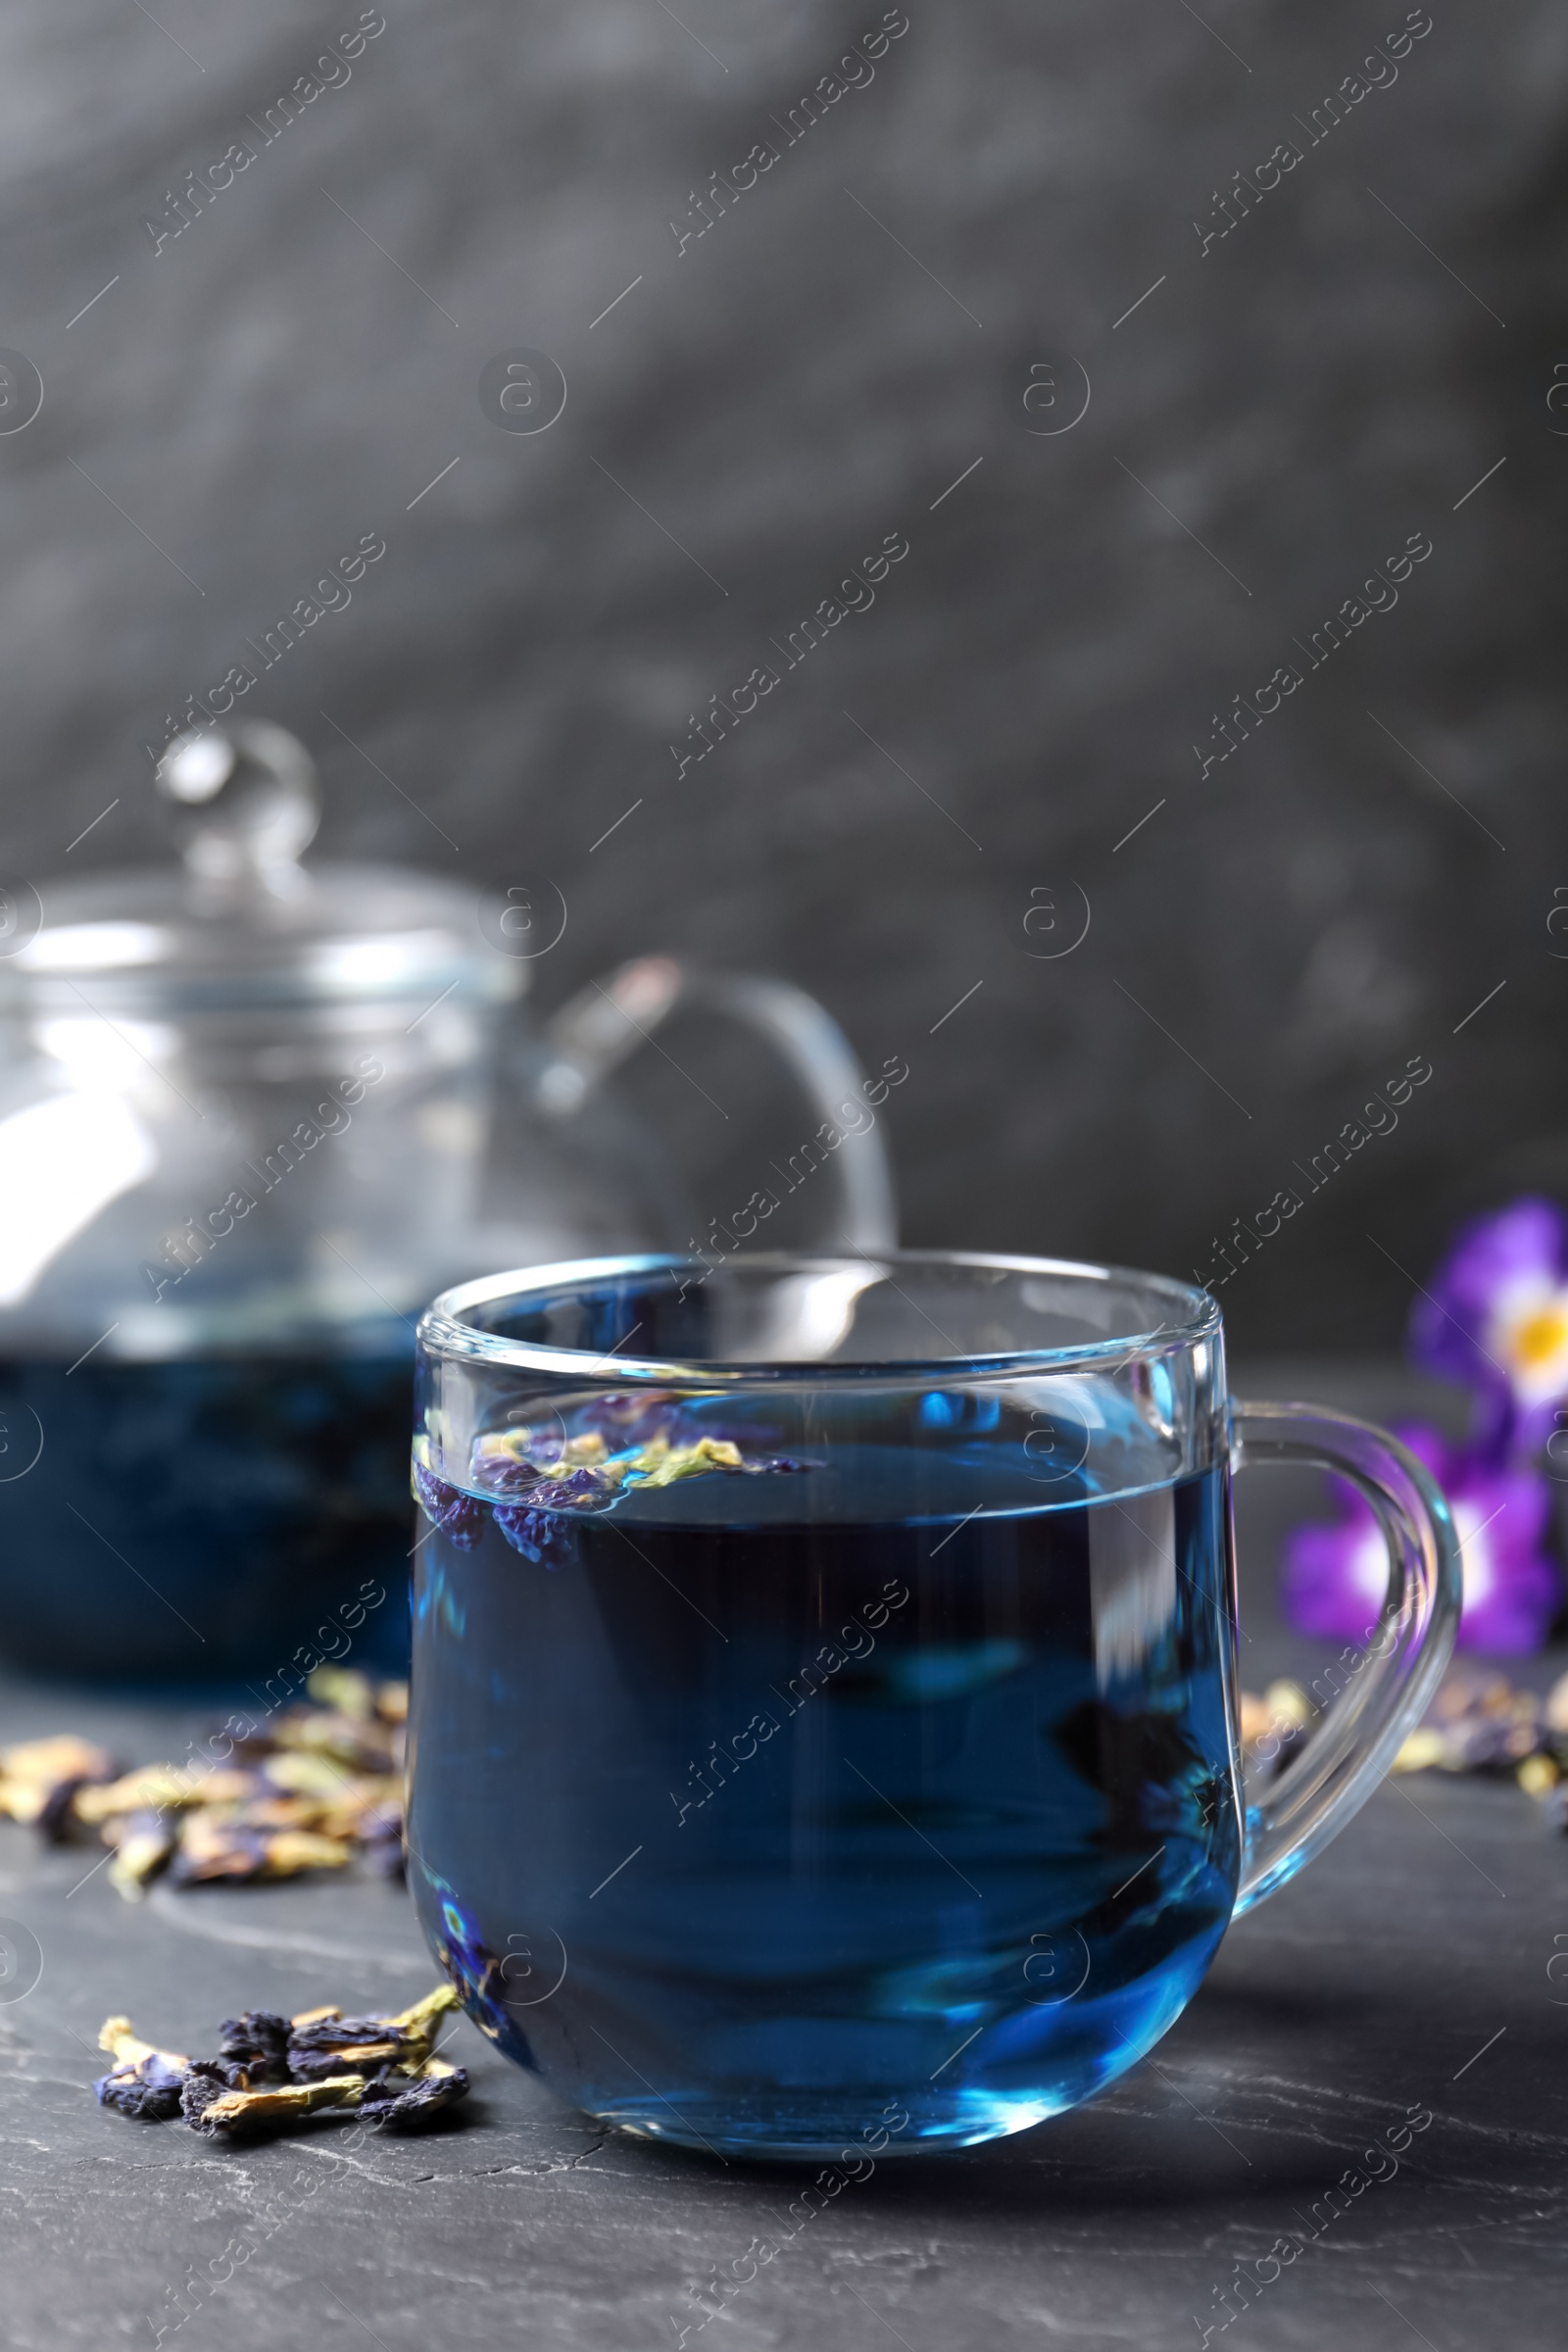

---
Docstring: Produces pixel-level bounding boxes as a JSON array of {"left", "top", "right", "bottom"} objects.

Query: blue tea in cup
[{"left": 407, "top": 1251, "right": 1457, "bottom": 2159}]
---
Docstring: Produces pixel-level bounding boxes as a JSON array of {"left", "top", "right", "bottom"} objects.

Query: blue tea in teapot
[{"left": 0, "top": 725, "right": 894, "bottom": 1678}]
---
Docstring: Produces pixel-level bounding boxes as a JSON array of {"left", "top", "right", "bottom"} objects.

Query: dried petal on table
[
  {"left": 270, "top": 1707, "right": 399, "bottom": 1775},
  {"left": 358, "top": 1802, "right": 406, "bottom": 1882},
  {"left": 74, "top": 1765, "right": 258, "bottom": 1825},
  {"left": 305, "top": 1666, "right": 378, "bottom": 1720},
  {"left": 359, "top": 2055, "right": 470, "bottom": 2129},
  {"left": 224, "top": 1793, "right": 333, "bottom": 1834},
  {"left": 1236, "top": 1681, "right": 1312, "bottom": 1771},
  {"left": 375, "top": 1681, "right": 409, "bottom": 1725},
  {"left": 218, "top": 2011, "right": 292, "bottom": 2082},
  {"left": 287, "top": 2025, "right": 408, "bottom": 2080},
  {"left": 169, "top": 1813, "right": 354, "bottom": 1886},
  {"left": 104, "top": 1810, "right": 177, "bottom": 1900},
  {"left": 259, "top": 1749, "right": 358, "bottom": 1800},
  {"left": 11, "top": 1677, "right": 410, "bottom": 1900},
  {"left": 384, "top": 1984, "right": 460, "bottom": 2041},
  {"left": 93, "top": 1987, "right": 466, "bottom": 2139},
  {"left": 315, "top": 1778, "right": 404, "bottom": 1844},
  {"left": 94, "top": 2016, "right": 190, "bottom": 2122},
  {"left": 179, "top": 2059, "right": 238, "bottom": 2126},
  {"left": 185, "top": 2071, "right": 368, "bottom": 2137},
  {"left": 286, "top": 1984, "right": 457, "bottom": 2079},
  {"left": 1238, "top": 1692, "right": 1273, "bottom": 1748},
  {"left": 0, "top": 1735, "right": 118, "bottom": 1828},
  {"left": 1392, "top": 1728, "right": 1451, "bottom": 1775},
  {"left": 1545, "top": 1670, "right": 1568, "bottom": 1738}
]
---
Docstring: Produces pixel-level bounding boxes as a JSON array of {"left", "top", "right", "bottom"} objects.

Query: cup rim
[{"left": 417, "top": 1250, "right": 1221, "bottom": 1385}]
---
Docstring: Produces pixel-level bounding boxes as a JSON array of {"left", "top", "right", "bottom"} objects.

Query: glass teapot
[{"left": 0, "top": 723, "right": 897, "bottom": 1680}]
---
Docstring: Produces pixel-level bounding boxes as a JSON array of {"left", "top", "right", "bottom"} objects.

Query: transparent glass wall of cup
[
  {"left": 0, "top": 726, "right": 894, "bottom": 1678},
  {"left": 408, "top": 1250, "right": 1459, "bottom": 2161}
]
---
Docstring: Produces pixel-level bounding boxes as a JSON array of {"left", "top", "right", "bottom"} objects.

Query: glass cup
[{"left": 407, "top": 1250, "right": 1459, "bottom": 2160}]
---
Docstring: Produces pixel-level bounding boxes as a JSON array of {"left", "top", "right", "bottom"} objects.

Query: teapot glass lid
[{"left": 4, "top": 723, "right": 522, "bottom": 1011}]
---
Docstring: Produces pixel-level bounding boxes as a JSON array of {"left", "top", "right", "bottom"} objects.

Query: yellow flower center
[{"left": 1509, "top": 1301, "right": 1568, "bottom": 1371}]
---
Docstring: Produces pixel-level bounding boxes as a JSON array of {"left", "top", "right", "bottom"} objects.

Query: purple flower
[
  {"left": 1409, "top": 1198, "right": 1568, "bottom": 1456},
  {"left": 472, "top": 1453, "right": 547, "bottom": 1496},
  {"left": 493, "top": 1469, "right": 611, "bottom": 1567},
  {"left": 493, "top": 1504, "right": 568, "bottom": 1566},
  {"left": 580, "top": 1391, "right": 685, "bottom": 1446},
  {"left": 95, "top": 2050, "right": 186, "bottom": 2122},
  {"left": 550, "top": 1466, "right": 615, "bottom": 1505},
  {"left": 1283, "top": 1425, "right": 1559, "bottom": 1655},
  {"left": 412, "top": 1461, "right": 488, "bottom": 1550}
]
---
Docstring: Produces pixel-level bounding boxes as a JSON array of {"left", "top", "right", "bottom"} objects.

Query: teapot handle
[{"left": 532, "top": 957, "right": 899, "bottom": 1250}]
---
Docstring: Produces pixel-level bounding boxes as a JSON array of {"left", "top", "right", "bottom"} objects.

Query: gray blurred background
[{"left": 2, "top": 0, "right": 1561, "bottom": 1354}]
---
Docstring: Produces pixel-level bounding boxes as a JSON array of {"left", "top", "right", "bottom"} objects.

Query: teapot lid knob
[{"left": 155, "top": 720, "right": 319, "bottom": 889}]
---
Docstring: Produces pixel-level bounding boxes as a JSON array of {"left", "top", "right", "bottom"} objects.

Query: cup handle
[
  {"left": 533, "top": 956, "right": 899, "bottom": 1250},
  {"left": 1229, "top": 1399, "right": 1462, "bottom": 1915}
]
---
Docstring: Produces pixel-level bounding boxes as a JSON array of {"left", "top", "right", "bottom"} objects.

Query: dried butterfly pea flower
[
  {"left": 360, "top": 1810, "right": 406, "bottom": 1881},
  {"left": 186, "top": 2071, "right": 368, "bottom": 2137},
  {"left": 557, "top": 1464, "right": 619, "bottom": 1500},
  {"left": 21, "top": 1676, "right": 409, "bottom": 1904},
  {"left": 382, "top": 1984, "right": 459, "bottom": 2045},
  {"left": 74, "top": 1765, "right": 258, "bottom": 1826},
  {"left": 412, "top": 1461, "right": 488, "bottom": 1549},
  {"left": 1544, "top": 1669, "right": 1568, "bottom": 1739},
  {"left": 38, "top": 1776, "right": 99, "bottom": 1846},
  {"left": 287, "top": 2020, "right": 409, "bottom": 2080},
  {"left": 179, "top": 2059, "right": 238, "bottom": 2125},
  {"left": 493, "top": 1504, "right": 572, "bottom": 1566},
  {"left": 170, "top": 1813, "right": 354, "bottom": 1886},
  {"left": 237, "top": 1794, "right": 338, "bottom": 1836},
  {"left": 189, "top": 2055, "right": 468, "bottom": 2137},
  {"left": 246, "top": 1749, "right": 403, "bottom": 1840},
  {"left": 96, "top": 1987, "right": 466, "bottom": 2140},
  {"left": 304, "top": 1666, "right": 377, "bottom": 1720},
  {"left": 623, "top": 1435, "right": 745, "bottom": 1489},
  {"left": 95, "top": 2017, "right": 189, "bottom": 2122},
  {"left": 218, "top": 2011, "right": 292, "bottom": 2082},
  {"left": 492, "top": 1463, "right": 626, "bottom": 1557},
  {"left": 270, "top": 1709, "right": 398, "bottom": 1775},
  {"left": 105, "top": 1810, "right": 178, "bottom": 1901},
  {"left": 1385, "top": 1661, "right": 1568, "bottom": 1788},
  {"left": 317, "top": 1782, "right": 405, "bottom": 1847},
  {"left": 580, "top": 1391, "right": 686, "bottom": 1445},
  {"left": 492, "top": 1460, "right": 553, "bottom": 1498},
  {"left": 500, "top": 1464, "right": 619, "bottom": 1511},
  {"left": 260, "top": 1750, "right": 358, "bottom": 1801},
  {"left": 286, "top": 1984, "right": 456, "bottom": 2079},
  {"left": 471, "top": 1428, "right": 551, "bottom": 1468},
  {"left": 469, "top": 1437, "right": 551, "bottom": 1496},
  {"left": 0, "top": 1735, "right": 118, "bottom": 1829},
  {"left": 439, "top": 1423, "right": 814, "bottom": 1566},
  {"left": 1235, "top": 1682, "right": 1312, "bottom": 1777},
  {"left": 358, "top": 2055, "right": 470, "bottom": 2129},
  {"left": 474, "top": 1424, "right": 614, "bottom": 1474}
]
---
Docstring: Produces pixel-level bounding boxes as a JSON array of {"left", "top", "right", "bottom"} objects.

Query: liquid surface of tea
[
  {"left": 409, "top": 1416, "right": 1241, "bottom": 2157},
  {"left": 0, "top": 1351, "right": 414, "bottom": 1678}
]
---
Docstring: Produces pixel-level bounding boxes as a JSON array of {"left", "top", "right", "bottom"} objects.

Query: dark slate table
[{"left": 2, "top": 1362, "right": 1563, "bottom": 2351}]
